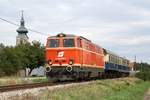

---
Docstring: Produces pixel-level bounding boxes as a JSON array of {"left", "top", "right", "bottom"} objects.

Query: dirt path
[{"left": 144, "top": 88, "right": 150, "bottom": 100}]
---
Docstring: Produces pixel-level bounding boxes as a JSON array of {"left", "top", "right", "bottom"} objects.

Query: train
[{"left": 45, "top": 33, "right": 133, "bottom": 81}]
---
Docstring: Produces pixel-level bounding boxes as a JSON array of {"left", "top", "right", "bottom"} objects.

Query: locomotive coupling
[{"left": 66, "top": 65, "right": 72, "bottom": 72}]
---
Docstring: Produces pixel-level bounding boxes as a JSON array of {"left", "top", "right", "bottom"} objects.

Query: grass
[
  {"left": 9, "top": 77, "right": 150, "bottom": 100},
  {"left": 0, "top": 76, "right": 48, "bottom": 86},
  {"left": 103, "top": 81, "right": 149, "bottom": 100}
]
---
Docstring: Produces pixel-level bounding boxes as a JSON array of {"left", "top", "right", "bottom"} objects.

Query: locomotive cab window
[
  {"left": 63, "top": 39, "right": 74, "bottom": 47},
  {"left": 49, "top": 39, "right": 59, "bottom": 48}
]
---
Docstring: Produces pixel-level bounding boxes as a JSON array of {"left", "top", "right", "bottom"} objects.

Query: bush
[{"left": 135, "top": 71, "right": 150, "bottom": 81}]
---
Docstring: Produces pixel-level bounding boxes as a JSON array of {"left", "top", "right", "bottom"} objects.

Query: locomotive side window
[
  {"left": 63, "top": 39, "right": 74, "bottom": 47},
  {"left": 77, "top": 38, "right": 82, "bottom": 48},
  {"left": 49, "top": 39, "right": 59, "bottom": 48}
]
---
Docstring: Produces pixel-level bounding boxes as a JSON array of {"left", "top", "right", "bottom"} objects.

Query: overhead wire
[
  {"left": 0, "top": 17, "right": 48, "bottom": 36},
  {"left": 0, "top": 17, "right": 19, "bottom": 26}
]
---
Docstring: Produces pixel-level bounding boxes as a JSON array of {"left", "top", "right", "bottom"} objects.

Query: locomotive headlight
[
  {"left": 69, "top": 59, "right": 74, "bottom": 65},
  {"left": 49, "top": 61, "right": 52, "bottom": 65},
  {"left": 48, "top": 59, "right": 53, "bottom": 65}
]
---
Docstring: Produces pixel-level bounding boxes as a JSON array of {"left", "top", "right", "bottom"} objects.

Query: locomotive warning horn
[{"left": 66, "top": 66, "right": 72, "bottom": 72}]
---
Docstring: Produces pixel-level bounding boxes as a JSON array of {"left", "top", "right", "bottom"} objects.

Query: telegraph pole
[{"left": 134, "top": 55, "right": 137, "bottom": 71}]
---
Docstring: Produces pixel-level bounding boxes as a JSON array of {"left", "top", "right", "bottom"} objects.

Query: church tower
[{"left": 16, "top": 11, "right": 29, "bottom": 45}]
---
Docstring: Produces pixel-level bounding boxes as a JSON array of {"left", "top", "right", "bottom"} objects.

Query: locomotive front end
[{"left": 45, "top": 33, "right": 82, "bottom": 81}]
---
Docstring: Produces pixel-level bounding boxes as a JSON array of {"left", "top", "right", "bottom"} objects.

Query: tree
[
  {"left": 135, "top": 62, "right": 150, "bottom": 71},
  {"left": 0, "top": 45, "right": 22, "bottom": 76},
  {"left": 16, "top": 41, "right": 45, "bottom": 75},
  {"left": 0, "top": 43, "right": 5, "bottom": 76},
  {"left": 0, "top": 41, "right": 45, "bottom": 77},
  {"left": 0, "top": 43, "right": 4, "bottom": 49},
  {"left": 135, "top": 62, "right": 150, "bottom": 81}
]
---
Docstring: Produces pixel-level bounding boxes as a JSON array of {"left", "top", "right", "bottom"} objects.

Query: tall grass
[{"left": 0, "top": 76, "right": 47, "bottom": 86}]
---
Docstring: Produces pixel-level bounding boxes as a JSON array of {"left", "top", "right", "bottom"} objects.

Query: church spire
[
  {"left": 20, "top": 10, "right": 25, "bottom": 26},
  {"left": 16, "top": 10, "right": 28, "bottom": 34}
]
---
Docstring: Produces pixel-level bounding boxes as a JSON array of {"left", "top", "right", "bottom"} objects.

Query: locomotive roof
[
  {"left": 79, "top": 36, "right": 91, "bottom": 42},
  {"left": 49, "top": 33, "right": 76, "bottom": 38},
  {"left": 49, "top": 33, "right": 104, "bottom": 49},
  {"left": 49, "top": 33, "right": 91, "bottom": 42}
]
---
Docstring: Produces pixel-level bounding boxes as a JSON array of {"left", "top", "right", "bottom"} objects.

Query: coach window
[
  {"left": 49, "top": 39, "right": 59, "bottom": 48},
  {"left": 63, "top": 39, "right": 75, "bottom": 47}
]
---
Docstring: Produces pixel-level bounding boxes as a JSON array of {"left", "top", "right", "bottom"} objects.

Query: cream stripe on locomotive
[
  {"left": 50, "top": 63, "right": 104, "bottom": 68},
  {"left": 46, "top": 47, "right": 104, "bottom": 56}
]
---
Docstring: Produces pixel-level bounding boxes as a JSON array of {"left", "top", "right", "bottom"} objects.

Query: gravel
[{"left": 144, "top": 88, "right": 150, "bottom": 100}]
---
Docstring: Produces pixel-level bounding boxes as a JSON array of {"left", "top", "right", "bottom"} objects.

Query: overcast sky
[{"left": 0, "top": 0, "right": 150, "bottom": 63}]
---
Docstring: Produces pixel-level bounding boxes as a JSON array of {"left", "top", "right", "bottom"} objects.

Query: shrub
[{"left": 135, "top": 71, "right": 150, "bottom": 81}]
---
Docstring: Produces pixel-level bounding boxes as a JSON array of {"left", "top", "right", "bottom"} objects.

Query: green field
[{"left": 10, "top": 77, "right": 150, "bottom": 100}]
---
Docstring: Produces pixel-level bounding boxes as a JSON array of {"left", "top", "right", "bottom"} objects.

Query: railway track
[
  {"left": 0, "top": 80, "right": 89, "bottom": 92},
  {"left": 0, "top": 82, "right": 63, "bottom": 92}
]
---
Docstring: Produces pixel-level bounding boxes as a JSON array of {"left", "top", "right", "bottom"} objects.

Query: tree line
[
  {"left": 135, "top": 62, "right": 150, "bottom": 81},
  {"left": 0, "top": 42, "right": 45, "bottom": 77}
]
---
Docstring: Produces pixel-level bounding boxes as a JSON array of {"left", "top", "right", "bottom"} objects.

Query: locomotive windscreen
[
  {"left": 49, "top": 39, "right": 59, "bottom": 48},
  {"left": 63, "top": 39, "right": 74, "bottom": 47}
]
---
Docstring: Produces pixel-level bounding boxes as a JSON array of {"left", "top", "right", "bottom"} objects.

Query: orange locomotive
[{"left": 45, "top": 33, "right": 105, "bottom": 81}]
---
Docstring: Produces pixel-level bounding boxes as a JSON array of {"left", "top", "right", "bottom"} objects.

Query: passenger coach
[{"left": 103, "top": 49, "right": 130, "bottom": 77}]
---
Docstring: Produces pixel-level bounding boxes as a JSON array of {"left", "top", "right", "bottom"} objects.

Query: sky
[{"left": 0, "top": 0, "right": 150, "bottom": 63}]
